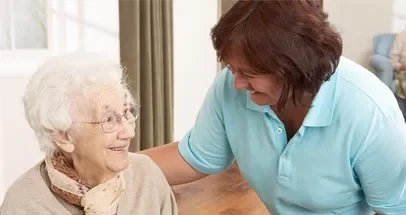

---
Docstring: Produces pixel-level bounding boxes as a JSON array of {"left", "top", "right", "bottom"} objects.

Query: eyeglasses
[{"left": 74, "top": 104, "right": 139, "bottom": 133}]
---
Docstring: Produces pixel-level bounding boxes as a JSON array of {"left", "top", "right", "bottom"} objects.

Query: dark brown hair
[{"left": 211, "top": 0, "right": 342, "bottom": 110}]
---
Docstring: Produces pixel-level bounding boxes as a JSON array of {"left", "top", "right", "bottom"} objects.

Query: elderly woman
[
  {"left": 392, "top": 28, "right": 406, "bottom": 97},
  {"left": 0, "top": 53, "right": 177, "bottom": 214},
  {"left": 392, "top": 28, "right": 406, "bottom": 119}
]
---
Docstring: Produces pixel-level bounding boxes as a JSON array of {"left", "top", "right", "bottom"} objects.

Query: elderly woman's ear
[{"left": 52, "top": 131, "right": 75, "bottom": 153}]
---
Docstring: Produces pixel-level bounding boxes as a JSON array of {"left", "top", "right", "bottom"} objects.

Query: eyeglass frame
[{"left": 73, "top": 104, "right": 140, "bottom": 133}]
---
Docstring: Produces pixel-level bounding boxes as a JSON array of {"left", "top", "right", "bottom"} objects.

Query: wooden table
[{"left": 172, "top": 164, "right": 269, "bottom": 215}]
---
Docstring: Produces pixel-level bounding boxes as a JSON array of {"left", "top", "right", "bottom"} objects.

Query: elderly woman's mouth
[{"left": 108, "top": 145, "right": 129, "bottom": 152}]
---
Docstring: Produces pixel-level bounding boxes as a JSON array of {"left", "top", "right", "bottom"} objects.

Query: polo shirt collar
[{"left": 302, "top": 72, "right": 338, "bottom": 127}]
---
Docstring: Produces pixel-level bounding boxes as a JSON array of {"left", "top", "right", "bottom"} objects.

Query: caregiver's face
[{"left": 228, "top": 57, "right": 285, "bottom": 107}]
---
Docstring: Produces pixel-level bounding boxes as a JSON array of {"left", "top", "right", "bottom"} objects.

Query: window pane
[
  {"left": 394, "top": 0, "right": 406, "bottom": 17},
  {"left": 0, "top": 0, "right": 11, "bottom": 49},
  {"left": 393, "top": 17, "right": 406, "bottom": 33},
  {"left": 64, "top": 0, "right": 78, "bottom": 17},
  {"left": 83, "top": 0, "right": 118, "bottom": 33},
  {"left": 65, "top": 18, "right": 79, "bottom": 52},
  {"left": 83, "top": 25, "right": 119, "bottom": 58},
  {"left": 393, "top": 0, "right": 406, "bottom": 32},
  {"left": 13, "top": 0, "right": 48, "bottom": 49}
]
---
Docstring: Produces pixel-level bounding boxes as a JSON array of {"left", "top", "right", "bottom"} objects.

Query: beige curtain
[{"left": 119, "top": 0, "right": 173, "bottom": 152}]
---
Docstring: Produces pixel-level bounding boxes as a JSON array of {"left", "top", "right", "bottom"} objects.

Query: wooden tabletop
[{"left": 171, "top": 164, "right": 269, "bottom": 215}]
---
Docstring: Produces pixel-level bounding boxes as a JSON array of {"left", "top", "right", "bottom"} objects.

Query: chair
[{"left": 369, "top": 33, "right": 397, "bottom": 91}]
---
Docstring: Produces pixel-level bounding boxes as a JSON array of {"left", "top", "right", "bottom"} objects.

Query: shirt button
[{"left": 276, "top": 127, "right": 283, "bottom": 133}]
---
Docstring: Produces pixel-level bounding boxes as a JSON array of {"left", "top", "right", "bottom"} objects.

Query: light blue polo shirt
[{"left": 178, "top": 57, "right": 406, "bottom": 214}]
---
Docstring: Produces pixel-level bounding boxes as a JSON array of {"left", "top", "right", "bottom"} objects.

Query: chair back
[{"left": 372, "top": 33, "right": 396, "bottom": 57}]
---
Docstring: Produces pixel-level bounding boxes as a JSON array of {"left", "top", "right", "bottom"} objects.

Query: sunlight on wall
[
  {"left": 173, "top": 0, "right": 219, "bottom": 140},
  {"left": 58, "top": 0, "right": 119, "bottom": 58}
]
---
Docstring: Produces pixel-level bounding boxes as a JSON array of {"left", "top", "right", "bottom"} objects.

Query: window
[
  {"left": 0, "top": 0, "right": 119, "bottom": 76},
  {"left": 393, "top": 0, "right": 406, "bottom": 32},
  {"left": 52, "top": 0, "right": 119, "bottom": 57},
  {"left": 0, "top": 0, "right": 48, "bottom": 50},
  {"left": 0, "top": 0, "right": 52, "bottom": 76}
]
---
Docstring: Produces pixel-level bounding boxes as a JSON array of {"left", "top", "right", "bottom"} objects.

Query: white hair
[{"left": 23, "top": 52, "right": 133, "bottom": 153}]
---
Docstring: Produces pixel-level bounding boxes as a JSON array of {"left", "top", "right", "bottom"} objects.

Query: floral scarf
[{"left": 44, "top": 151, "right": 126, "bottom": 215}]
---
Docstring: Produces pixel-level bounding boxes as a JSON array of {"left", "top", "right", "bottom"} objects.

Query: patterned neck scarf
[{"left": 45, "top": 150, "right": 126, "bottom": 215}]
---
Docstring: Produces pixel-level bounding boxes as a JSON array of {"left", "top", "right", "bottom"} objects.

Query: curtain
[{"left": 119, "top": 0, "right": 173, "bottom": 152}]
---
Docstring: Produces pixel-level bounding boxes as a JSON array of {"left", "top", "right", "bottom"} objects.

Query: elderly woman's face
[{"left": 68, "top": 85, "right": 136, "bottom": 175}]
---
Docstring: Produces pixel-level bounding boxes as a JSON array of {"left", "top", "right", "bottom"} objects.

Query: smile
[{"left": 108, "top": 145, "right": 129, "bottom": 152}]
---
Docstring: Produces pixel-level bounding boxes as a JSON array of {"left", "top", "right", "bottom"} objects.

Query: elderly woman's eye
[
  {"left": 125, "top": 109, "right": 134, "bottom": 117},
  {"left": 124, "top": 106, "right": 138, "bottom": 123},
  {"left": 103, "top": 115, "right": 116, "bottom": 123}
]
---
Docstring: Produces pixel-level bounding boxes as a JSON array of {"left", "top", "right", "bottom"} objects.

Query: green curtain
[{"left": 119, "top": 0, "right": 173, "bottom": 152}]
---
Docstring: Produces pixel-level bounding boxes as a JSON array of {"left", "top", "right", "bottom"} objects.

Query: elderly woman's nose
[{"left": 118, "top": 120, "right": 136, "bottom": 139}]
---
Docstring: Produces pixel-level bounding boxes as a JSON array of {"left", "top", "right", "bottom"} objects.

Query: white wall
[
  {"left": 324, "top": 0, "right": 393, "bottom": 68},
  {"left": 0, "top": 75, "right": 43, "bottom": 204},
  {"left": 0, "top": 57, "right": 53, "bottom": 204},
  {"left": 173, "top": 0, "right": 219, "bottom": 140},
  {"left": 0, "top": 91, "right": 3, "bottom": 203}
]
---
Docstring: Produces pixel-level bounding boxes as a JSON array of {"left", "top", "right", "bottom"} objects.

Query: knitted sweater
[{"left": 0, "top": 153, "right": 177, "bottom": 215}]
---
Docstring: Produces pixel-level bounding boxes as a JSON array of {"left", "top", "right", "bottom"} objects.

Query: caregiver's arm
[
  {"left": 140, "top": 69, "right": 234, "bottom": 186},
  {"left": 354, "top": 107, "right": 406, "bottom": 214},
  {"left": 139, "top": 142, "right": 207, "bottom": 185}
]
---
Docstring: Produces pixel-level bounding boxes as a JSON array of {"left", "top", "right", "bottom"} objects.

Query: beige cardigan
[{"left": 0, "top": 153, "right": 178, "bottom": 215}]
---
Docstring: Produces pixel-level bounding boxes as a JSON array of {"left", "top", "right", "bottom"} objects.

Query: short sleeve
[
  {"left": 353, "top": 107, "right": 406, "bottom": 214},
  {"left": 178, "top": 69, "right": 234, "bottom": 175}
]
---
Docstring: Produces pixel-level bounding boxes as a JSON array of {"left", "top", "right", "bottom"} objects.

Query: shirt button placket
[{"left": 276, "top": 126, "right": 291, "bottom": 183}]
